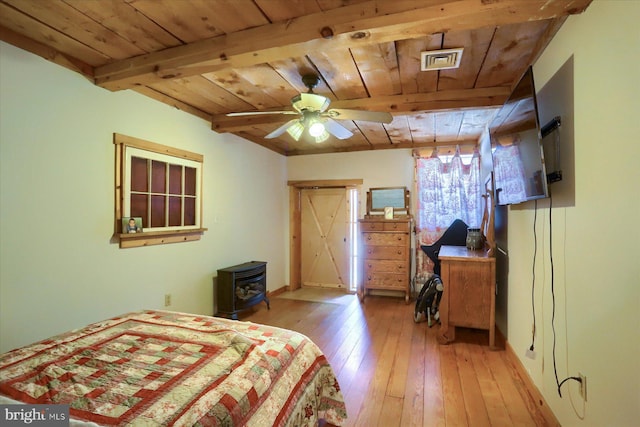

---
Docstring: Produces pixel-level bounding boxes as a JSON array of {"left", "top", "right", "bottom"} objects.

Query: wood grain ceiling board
[
  {"left": 316, "top": 0, "right": 370, "bottom": 11},
  {"left": 127, "top": 0, "right": 268, "bottom": 41},
  {"left": 267, "top": 57, "right": 323, "bottom": 95},
  {"left": 64, "top": 0, "right": 182, "bottom": 53},
  {"left": 0, "top": 0, "right": 594, "bottom": 156},
  {"left": 385, "top": 115, "right": 413, "bottom": 145},
  {"left": 0, "top": 2, "right": 109, "bottom": 66},
  {"left": 306, "top": 49, "right": 369, "bottom": 100},
  {"left": 397, "top": 36, "right": 442, "bottom": 94},
  {"left": 476, "top": 20, "right": 551, "bottom": 88},
  {"left": 438, "top": 27, "right": 496, "bottom": 91},
  {"left": 351, "top": 42, "right": 401, "bottom": 97},
  {"left": 407, "top": 113, "right": 436, "bottom": 144},
  {"left": 194, "top": 74, "right": 257, "bottom": 112},
  {"left": 458, "top": 108, "right": 498, "bottom": 140},
  {"left": 148, "top": 78, "right": 232, "bottom": 115},
  {"left": 435, "top": 111, "right": 464, "bottom": 142},
  {"left": 254, "top": 0, "right": 322, "bottom": 21},
  {"left": 357, "top": 122, "right": 393, "bottom": 147},
  {"left": 204, "top": 67, "right": 288, "bottom": 110},
  {"left": 3, "top": 0, "right": 145, "bottom": 59},
  {"left": 227, "top": 64, "right": 301, "bottom": 107}
]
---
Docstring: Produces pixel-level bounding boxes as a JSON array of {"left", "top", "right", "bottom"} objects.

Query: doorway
[{"left": 288, "top": 180, "right": 362, "bottom": 293}]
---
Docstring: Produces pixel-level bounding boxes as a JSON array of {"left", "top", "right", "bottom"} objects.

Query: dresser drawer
[
  {"left": 364, "top": 273, "right": 408, "bottom": 289},
  {"left": 362, "top": 232, "right": 408, "bottom": 246},
  {"left": 360, "top": 221, "right": 410, "bottom": 232},
  {"left": 383, "top": 222, "right": 410, "bottom": 232},
  {"left": 360, "top": 221, "right": 384, "bottom": 232},
  {"left": 364, "top": 259, "right": 408, "bottom": 274},
  {"left": 363, "top": 245, "right": 406, "bottom": 260}
]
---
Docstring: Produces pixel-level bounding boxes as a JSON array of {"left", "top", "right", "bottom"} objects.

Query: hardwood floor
[{"left": 238, "top": 291, "right": 556, "bottom": 427}]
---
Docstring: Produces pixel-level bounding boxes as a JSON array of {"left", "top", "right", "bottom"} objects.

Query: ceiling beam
[
  {"left": 94, "top": 0, "right": 592, "bottom": 91},
  {"left": 211, "top": 87, "right": 510, "bottom": 133}
]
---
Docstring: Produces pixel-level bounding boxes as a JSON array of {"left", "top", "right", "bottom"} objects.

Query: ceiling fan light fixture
[
  {"left": 308, "top": 121, "right": 326, "bottom": 137},
  {"left": 292, "top": 93, "right": 330, "bottom": 113},
  {"left": 286, "top": 121, "right": 305, "bottom": 141},
  {"left": 227, "top": 73, "right": 391, "bottom": 142},
  {"left": 313, "top": 129, "right": 330, "bottom": 143}
]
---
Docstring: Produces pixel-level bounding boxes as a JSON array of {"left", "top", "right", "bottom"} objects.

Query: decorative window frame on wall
[{"left": 114, "top": 133, "right": 207, "bottom": 248}]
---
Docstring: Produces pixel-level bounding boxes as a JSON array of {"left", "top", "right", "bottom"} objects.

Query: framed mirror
[{"left": 367, "top": 187, "right": 410, "bottom": 216}]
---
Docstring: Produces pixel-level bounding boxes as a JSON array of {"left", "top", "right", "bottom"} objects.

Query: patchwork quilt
[{"left": 0, "top": 310, "right": 347, "bottom": 426}]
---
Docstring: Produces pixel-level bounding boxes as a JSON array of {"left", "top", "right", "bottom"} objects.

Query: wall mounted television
[{"left": 489, "top": 66, "right": 560, "bottom": 206}]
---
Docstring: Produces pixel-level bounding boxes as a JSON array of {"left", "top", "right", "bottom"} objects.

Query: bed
[{"left": 0, "top": 310, "right": 347, "bottom": 426}]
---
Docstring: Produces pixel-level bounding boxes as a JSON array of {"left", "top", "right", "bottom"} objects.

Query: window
[
  {"left": 414, "top": 147, "right": 482, "bottom": 273},
  {"left": 125, "top": 148, "right": 200, "bottom": 231},
  {"left": 114, "top": 133, "right": 206, "bottom": 248}
]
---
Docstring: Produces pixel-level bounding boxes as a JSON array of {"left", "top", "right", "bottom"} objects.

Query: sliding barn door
[{"left": 300, "top": 188, "right": 349, "bottom": 289}]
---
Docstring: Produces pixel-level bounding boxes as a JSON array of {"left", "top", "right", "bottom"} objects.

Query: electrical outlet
[
  {"left": 579, "top": 373, "right": 587, "bottom": 401},
  {"left": 164, "top": 294, "right": 171, "bottom": 307}
]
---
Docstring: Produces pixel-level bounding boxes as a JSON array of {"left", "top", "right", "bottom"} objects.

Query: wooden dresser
[
  {"left": 359, "top": 217, "right": 412, "bottom": 303},
  {"left": 437, "top": 245, "right": 496, "bottom": 348}
]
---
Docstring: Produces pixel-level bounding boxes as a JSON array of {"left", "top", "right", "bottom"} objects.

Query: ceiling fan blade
[
  {"left": 265, "top": 119, "right": 299, "bottom": 139},
  {"left": 326, "top": 108, "right": 393, "bottom": 124},
  {"left": 227, "top": 110, "right": 297, "bottom": 117},
  {"left": 324, "top": 119, "right": 353, "bottom": 140}
]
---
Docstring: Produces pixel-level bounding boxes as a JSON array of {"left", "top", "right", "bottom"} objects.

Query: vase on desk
[{"left": 466, "top": 228, "right": 485, "bottom": 250}]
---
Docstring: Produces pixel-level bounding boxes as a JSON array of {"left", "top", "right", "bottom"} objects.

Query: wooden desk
[{"left": 438, "top": 245, "right": 496, "bottom": 348}]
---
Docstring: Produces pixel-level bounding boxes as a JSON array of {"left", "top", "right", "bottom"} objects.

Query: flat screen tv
[{"left": 489, "top": 66, "right": 549, "bottom": 205}]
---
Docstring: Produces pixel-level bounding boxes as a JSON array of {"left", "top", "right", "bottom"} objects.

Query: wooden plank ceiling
[{"left": 0, "top": 0, "right": 592, "bottom": 156}]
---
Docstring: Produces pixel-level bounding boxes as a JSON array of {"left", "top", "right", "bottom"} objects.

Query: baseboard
[
  {"left": 268, "top": 286, "right": 288, "bottom": 297},
  {"left": 500, "top": 329, "right": 561, "bottom": 426}
]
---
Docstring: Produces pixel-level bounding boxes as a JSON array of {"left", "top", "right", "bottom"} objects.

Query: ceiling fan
[{"left": 226, "top": 74, "right": 393, "bottom": 143}]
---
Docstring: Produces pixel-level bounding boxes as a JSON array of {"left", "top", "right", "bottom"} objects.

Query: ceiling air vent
[{"left": 420, "top": 48, "right": 464, "bottom": 71}]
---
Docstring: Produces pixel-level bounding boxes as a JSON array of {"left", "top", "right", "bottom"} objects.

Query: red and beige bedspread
[{"left": 0, "top": 310, "right": 347, "bottom": 426}]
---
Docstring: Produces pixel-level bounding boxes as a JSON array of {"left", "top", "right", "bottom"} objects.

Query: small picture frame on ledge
[
  {"left": 384, "top": 206, "right": 394, "bottom": 219},
  {"left": 123, "top": 217, "right": 143, "bottom": 234}
]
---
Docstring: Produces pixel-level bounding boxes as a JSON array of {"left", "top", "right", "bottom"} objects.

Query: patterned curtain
[
  {"left": 414, "top": 148, "right": 483, "bottom": 275},
  {"left": 492, "top": 144, "right": 527, "bottom": 205}
]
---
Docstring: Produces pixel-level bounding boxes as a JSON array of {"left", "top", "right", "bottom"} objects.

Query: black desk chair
[{"left": 420, "top": 219, "right": 468, "bottom": 275}]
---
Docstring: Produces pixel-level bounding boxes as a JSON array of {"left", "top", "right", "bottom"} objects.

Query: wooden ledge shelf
[{"left": 119, "top": 228, "right": 207, "bottom": 248}]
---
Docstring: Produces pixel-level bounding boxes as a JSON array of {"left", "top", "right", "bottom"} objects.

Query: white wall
[
  {"left": 0, "top": 42, "right": 288, "bottom": 353},
  {"left": 288, "top": 149, "right": 415, "bottom": 217},
  {"left": 512, "top": 1, "right": 639, "bottom": 426}
]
